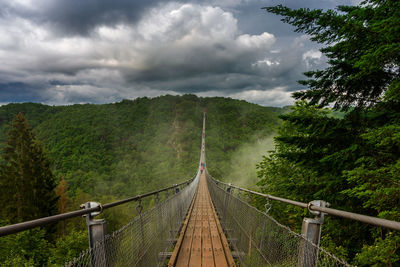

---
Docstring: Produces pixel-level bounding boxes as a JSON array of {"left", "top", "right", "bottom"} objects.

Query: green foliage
[
  {"left": 259, "top": 0, "right": 400, "bottom": 265},
  {"left": 354, "top": 232, "right": 400, "bottom": 266},
  {"left": 0, "top": 96, "right": 283, "bottom": 201},
  {"left": 0, "top": 228, "right": 87, "bottom": 266},
  {"left": 0, "top": 112, "right": 58, "bottom": 224},
  {"left": 0, "top": 228, "right": 51, "bottom": 266},
  {"left": 344, "top": 120, "right": 400, "bottom": 221},
  {"left": 264, "top": 0, "right": 400, "bottom": 109},
  {"left": 49, "top": 230, "right": 88, "bottom": 265},
  {"left": 257, "top": 101, "right": 400, "bottom": 264}
]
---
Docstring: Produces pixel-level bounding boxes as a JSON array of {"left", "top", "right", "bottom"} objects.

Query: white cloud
[
  {"left": 229, "top": 87, "right": 295, "bottom": 106},
  {"left": 2, "top": 0, "right": 38, "bottom": 10},
  {"left": 252, "top": 58, "right": 280, "bottom": 68},
  {"left": 196, "top": 87, "right": 295, "bottom": 106},
  {"left": 236, "top": 32, "right": 275, "bottom": 49},
  {"left": 303, "top": 49, "right": 322, "bottom": 60},
  {"left": 302, "top": 49, "right": 323, "bottom": 68},
  {"left": 0, "top": 2, "right": 325, "bottom": 106},
  {"left": 0, "top": 3, "right": 275, "bottom": 77}
]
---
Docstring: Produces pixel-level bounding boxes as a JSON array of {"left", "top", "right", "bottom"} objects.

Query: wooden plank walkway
[{"left": 168, "top": 172, "right": 236, "bottom": 267}]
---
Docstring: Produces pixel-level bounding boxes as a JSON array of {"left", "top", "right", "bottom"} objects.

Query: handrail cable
[
  {"left": 0, "top": 176, "right": 195, "bottom": 237},
  {"left": 208, "top": 175, "right": 400, "bottom": 231}
]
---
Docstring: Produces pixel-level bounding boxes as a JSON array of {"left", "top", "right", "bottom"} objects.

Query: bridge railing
[
  {"left": 0, "top": 174, "right": 199, "bottom": 267},
  {"left": 210, "top": 178, "right": 400, "bottom": 231},
  {"left": 68, "top": 173, "right": 199, "bottom": 267},
  {"left": 207, "top": 173, "right": 400, "bottom": 266},
  {"left": 206, "top": 173, "right": 352, "bottom": 267}
]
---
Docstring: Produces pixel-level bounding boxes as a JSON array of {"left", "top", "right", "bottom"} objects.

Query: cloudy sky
[{"left": 0, "top": 0, "right": 360, "bottom": 106}]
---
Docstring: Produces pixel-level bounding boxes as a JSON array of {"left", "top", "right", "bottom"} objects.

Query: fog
[{"left": 223, "top": 135, "right": 275, "bottom": 188}]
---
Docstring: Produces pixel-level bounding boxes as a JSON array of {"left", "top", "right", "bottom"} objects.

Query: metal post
[
  {"left": 82, "top": 202, "right": 108, "bottom": 267},
  {"left": 155, "top": 193, "right": 162, "bottom": 234},
  {"left": 137, "top": 199, "right": 145, "bottom": 260},
  {"left": 298, "top": 200, "right": 326, "bottom": 267},
  {"left": 169, "top": 189, "right": 175, "bottom": 239},
  {"left": 221, "top": 184, "right": 232, "bottom": 228},
  {"left": 226, "top": 183, "right": 232, "bottom": 194},
  {"left": 174, "top": 184, "right": 182, "bottom": 224},
  {"left": 247, "top": 191, "right": 252, "bottom": 204},
  {"left": 256, "top": 201, "right": 271, "bottom": 267}
]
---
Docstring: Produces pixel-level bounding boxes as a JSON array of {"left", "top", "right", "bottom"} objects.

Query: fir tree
[
  {"left": 258, "top": 0, "right": 400, "bottom": 264},
  {"left": 0, "top": 112, "right": 58, "bottom": 224},
  {"left": 265, "top": 0, "right": 400, "bottom": 109}
]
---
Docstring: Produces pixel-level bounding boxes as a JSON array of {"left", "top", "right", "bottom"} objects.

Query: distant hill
[{"left": 0, "top": 95, "right": 285, "bottom": 199}]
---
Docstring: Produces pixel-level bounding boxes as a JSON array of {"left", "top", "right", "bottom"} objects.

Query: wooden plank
[
  {"left": 169, "top": 187, "right": 198, "bottom": 266},
  {"left": 170, "top": 172, "right": 236, "bottom": 267},
  {"left": 189, "top": 193, "right": 202, "bottom": 266},
  {"left": 209, "top": 212, "right": 228, "bottom": 267},
  {"left": 175, "top": 195, "right": 199, "bottom": 267},
  {"left": 202, "top": 199, "right": 215, "bottom": 267}
]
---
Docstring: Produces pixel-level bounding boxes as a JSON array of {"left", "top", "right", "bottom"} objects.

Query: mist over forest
[{"left": 0, "top": 94, "right": 284, "bottom": 200}]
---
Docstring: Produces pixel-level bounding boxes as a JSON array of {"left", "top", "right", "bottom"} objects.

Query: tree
[
  {"left": 49, "top": 230, "right": 88, "bottom": 265},
  {"left": 56, "top": 176, "right": 71, "bottom": 236},
  {"left": 0, "top": 228, "right": 51, "bottom": 266},
  {"left": 264, "top": 0, "right": 400, "bottom": 109},
  {"left": 0, "top": 112, "right": 58, "bottom": 224},
  {"left": 258, "top": 0, "right": 400, "bottom": 264}
]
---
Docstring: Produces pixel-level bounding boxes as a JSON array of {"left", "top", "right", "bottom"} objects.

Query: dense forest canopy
[{"left": 0, "top": 95, "right": 284, "bottom": 198}]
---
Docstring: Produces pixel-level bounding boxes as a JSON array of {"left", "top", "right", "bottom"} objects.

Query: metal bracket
[
  {"left": 265, "top": 198, "right": 271, "bottom": 214},
  {"left": 80, "top": 202, "right": 103, "bottom": 218},
  {"left": 307, "top": 200, "right": 328, "bottom": 223},
  {"left": 227, "top": 183, "right": 232, "bottom": 193},
  {"left": 136, "top": 198, "right": 143, "bottom": 214}
]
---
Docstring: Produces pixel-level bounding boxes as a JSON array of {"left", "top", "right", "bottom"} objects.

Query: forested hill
[{"left": 0, "top": 95, "right": 284, "bottom": 199}]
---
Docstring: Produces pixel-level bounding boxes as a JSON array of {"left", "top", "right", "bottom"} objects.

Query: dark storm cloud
[
  {"left": 2, "top": 0, "right": 358, "bottom": 37},
  {"left": 138, "top": 45, "right": 316, "bottom": 95},
  {"left": 0, "top": 0, "right": 358, "bottom": 106},
  {"left": 0, "top": 82, "right": 44, "bottom": 103},
  {"left": 2, "top": 0, "right": 163, "bottom": 36}
]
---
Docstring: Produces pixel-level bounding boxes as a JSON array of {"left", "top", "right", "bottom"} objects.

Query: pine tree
[
  {"left": 265, "top": 0, "right": 400, "bottom": 109},
  {"left": 0, "top": 112, "right": 58, "bottom": 224},
  {"left": 258, "top": 1, "right": 400, "bottom": 264}
]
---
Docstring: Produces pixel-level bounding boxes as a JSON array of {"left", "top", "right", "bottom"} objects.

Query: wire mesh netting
[
  {"left": 206, "top": 174, "right": 350, "bottom": 267},
  {"left": 65, "top": 174, "right": 199, "bottom": 267}
]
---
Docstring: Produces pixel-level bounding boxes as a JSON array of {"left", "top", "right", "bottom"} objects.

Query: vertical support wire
[
  {"left": 136, "top": 198, "right": 144, "bottom": 260},
  {"left": 257, "top": 200, "right": 271, "bottom": 267}
]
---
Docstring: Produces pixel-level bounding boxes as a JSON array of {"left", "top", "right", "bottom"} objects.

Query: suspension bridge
[{"left": 0, "top": 112, "right": 399, "bottom": 266}]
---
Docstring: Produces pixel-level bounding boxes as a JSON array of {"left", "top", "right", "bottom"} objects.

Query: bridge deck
[{"left": 168, "top": 172, "right": 235, "bottom": 267}]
